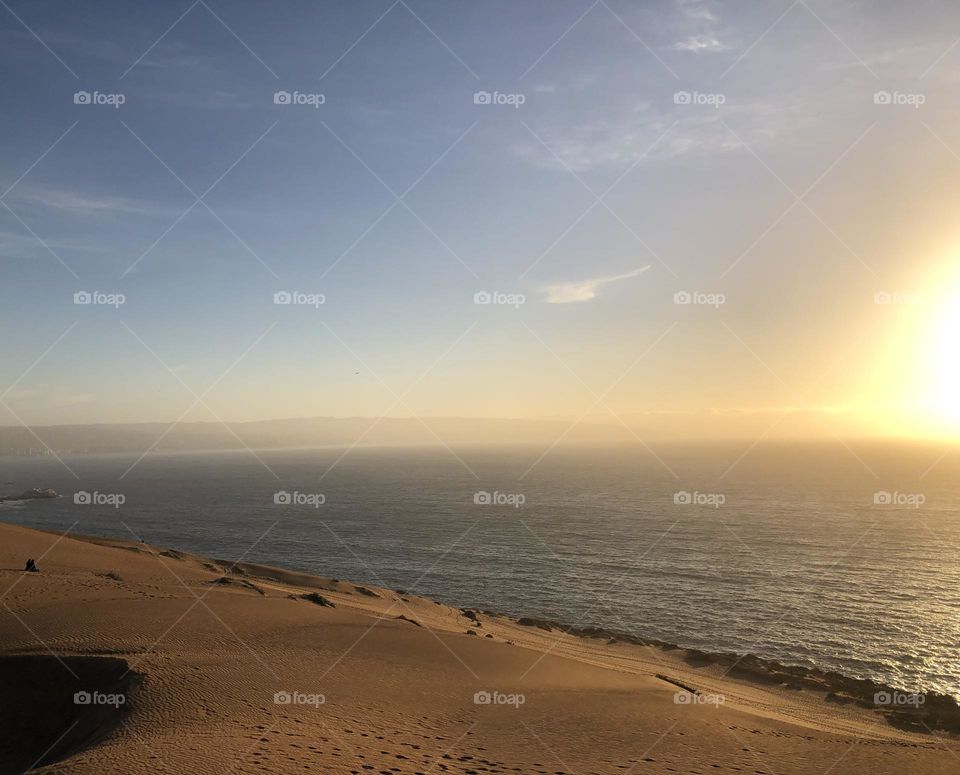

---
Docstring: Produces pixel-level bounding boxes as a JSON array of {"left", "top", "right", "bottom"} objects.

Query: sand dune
[{"left": 0, "top": 521, "right": 956, "bottom": 774}]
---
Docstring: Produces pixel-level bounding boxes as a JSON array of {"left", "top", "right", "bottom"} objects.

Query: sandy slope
[{"left": 0, "top": 522, "right": 956, "bottom": 775}]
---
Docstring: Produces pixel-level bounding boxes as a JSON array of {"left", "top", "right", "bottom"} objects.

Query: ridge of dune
[{"left": 0, "top": 521, "right": 956, "bottom": 775}]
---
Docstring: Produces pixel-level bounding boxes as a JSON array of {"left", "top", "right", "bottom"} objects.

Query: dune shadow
[{"left": 0, "top": 655, "right": 141, "bottom": 773}]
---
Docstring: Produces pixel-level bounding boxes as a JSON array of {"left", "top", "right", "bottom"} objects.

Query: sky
[{"left": 3, "top": 0, "right": 960, "bottom": 439}]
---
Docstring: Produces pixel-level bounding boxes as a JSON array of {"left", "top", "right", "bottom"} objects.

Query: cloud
[
  {"left": 541, "top": 266, "right": 650, "bottom": 304},
  {"left": 12, "top": 187, "right": 173, "bottom": 219},
  {"left": 673, "top": 34, "right": 728, "bottom": 52},
  {"left": 513, "top": 92, "right": 831, "bottom": 172},
  {"left": 671, "top": 2, "right": 726, "bottom": 53},
  {"left": 676, "top": 0, "right": 717, "bottom": 22},
  {"left": 512, "top": 113, "right": 744, "bottom": 172}
]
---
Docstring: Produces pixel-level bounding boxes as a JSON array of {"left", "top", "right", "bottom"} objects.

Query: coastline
[
  {"left": 1, "top": 521, "right": 957, "bottom": 773},
  {"left": 500, "top": 615, "right": 960, "bottom": 736},
  {"left": 68, "top": 526, "right": 960, "bottom": 735}
]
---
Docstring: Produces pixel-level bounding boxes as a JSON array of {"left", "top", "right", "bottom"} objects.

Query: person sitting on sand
[{"left": 24, "top": 558, "right": 38, "bottom": 572}]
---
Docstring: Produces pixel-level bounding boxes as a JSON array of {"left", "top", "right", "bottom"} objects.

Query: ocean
[{"left": 2, "top": 440, "right": 958, "bottom": 699}]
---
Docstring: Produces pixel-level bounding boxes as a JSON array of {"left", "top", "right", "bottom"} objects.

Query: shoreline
[
  {"left": 48, "top": 525, "right": 960, "bottom": 738},
  {"left": 503, "top": 615, "right": 960, "bottom": 735}
]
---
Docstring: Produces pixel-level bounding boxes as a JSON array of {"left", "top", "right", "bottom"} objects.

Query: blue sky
[{"left": 3, "top": 0, "right": 960, "bottom": 433}]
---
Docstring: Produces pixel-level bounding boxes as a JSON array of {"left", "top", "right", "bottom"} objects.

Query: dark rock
[
  {"left": 0, "top": 487, "right": 57, "bottom": 503},
  {"left": 301, "top": 592, "right": 335, "bottom": 607}
]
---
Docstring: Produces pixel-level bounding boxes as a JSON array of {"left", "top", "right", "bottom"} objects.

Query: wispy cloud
[
  {"left": 513, "top": 113, "right": 742, "bottom": 172},
  {"left": 542, "top": 266, "right": 650, "bottom": 304},
  {"left": 675, "top": 0, "right": 717, "bottom": 22},
  {"left": 673, "top": 34, "right": 728, "bottom": 52},
  {"left": 513, "top": 89, "right": 835, "bottom": 172},
  {"left": 672, "top": 1, "right": 726, "bottom": 52},
  {"left": 12, "top": 187, "right": 172, "bottom": 218}
]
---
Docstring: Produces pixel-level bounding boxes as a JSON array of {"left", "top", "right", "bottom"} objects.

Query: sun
[
  {"left": 875, "top": 252, "right": 960, "bottom": 438},
  {"left": 932, "top": 286, "right": 960, "bottom": 423}
]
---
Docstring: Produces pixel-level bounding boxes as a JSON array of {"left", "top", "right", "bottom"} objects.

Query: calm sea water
[{"left": 2, "top": 441, "right": 959, "bottom": 698}]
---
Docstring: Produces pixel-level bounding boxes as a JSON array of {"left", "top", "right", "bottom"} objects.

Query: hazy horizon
[{"left": 0, "top": 409, "right": 947, "bottom": 448}]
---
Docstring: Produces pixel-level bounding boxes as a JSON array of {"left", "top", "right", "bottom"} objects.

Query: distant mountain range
[
  {"left": 0, "top": 416, "right": 633, "bottom": 456},
  {"left": 0, "top": 409, "right": 893, "bottom": 456}
]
